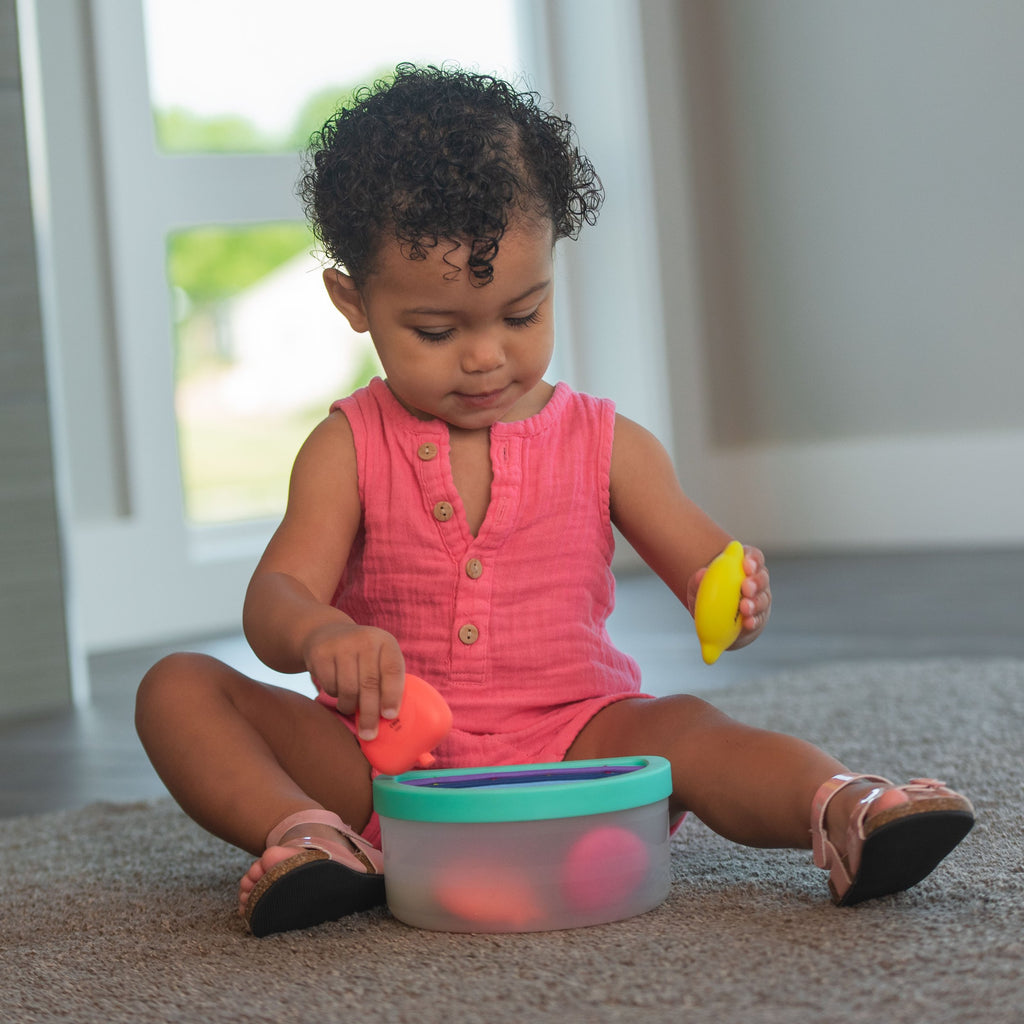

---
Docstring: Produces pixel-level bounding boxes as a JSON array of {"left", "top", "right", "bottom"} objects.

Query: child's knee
[{"left": 136, "top": 652, "right": 226, "bottom": 726}]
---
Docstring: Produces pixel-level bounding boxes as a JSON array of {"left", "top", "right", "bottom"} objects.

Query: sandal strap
[
  {"left": 810, "top": 773, "right": 892, "bottom": 871},
  {"left": 265, "top": 809, "right": 382, "bottom": 872},
  {"left": 266, "top": 809, "right": 351, "bottom": 847},
  {"left": 845, "top": 778, "right": 955, "bottom": 843},
  {"left": 901, "top": 777, "right": 950, "bottom": 791}
]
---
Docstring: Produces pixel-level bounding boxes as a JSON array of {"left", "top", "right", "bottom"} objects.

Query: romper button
[
  {"left": 465, "top": 558, "right": 483, "bottom": 579},
  {"left": 417, "top": 443, "right": 438, "bottom": 461},
  {"left": 458, "top": 624, "right": 479, "bottom": 645},
  {"left": 433, "top": 501, "right": 454, "bottom": 522}
]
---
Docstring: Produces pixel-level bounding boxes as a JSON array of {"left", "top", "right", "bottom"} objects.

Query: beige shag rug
[{"left": 2, "top": 659, "right": 1022, "bottom": 1024}]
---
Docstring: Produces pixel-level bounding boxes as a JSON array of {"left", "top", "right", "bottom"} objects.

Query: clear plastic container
[{"left": 373, "top": 756, "right": 672, "bottom": 933}]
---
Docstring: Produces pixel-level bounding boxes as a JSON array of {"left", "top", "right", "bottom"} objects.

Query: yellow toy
[{"left": 694, "top": 540, "right": 746, "bottom": 665}]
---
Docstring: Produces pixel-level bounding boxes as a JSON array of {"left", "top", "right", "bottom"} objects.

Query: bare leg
[
  {"left": 566, "top": 694, "right": 868, "bottom": 849},
  {"left": 135, "top": 652, "right": 373, "bottom": 856},
  {"left": 568, "top": 694, "right": 974, "bottom": 906}
]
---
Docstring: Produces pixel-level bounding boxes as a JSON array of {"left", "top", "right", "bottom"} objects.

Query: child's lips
[{"left": 455, "top": 386, "right": 508, "bottom": 409}]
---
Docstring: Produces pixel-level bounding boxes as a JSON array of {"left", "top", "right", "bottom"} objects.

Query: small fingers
[
  {"left": 740, "top": 545, "right": 771, "bottom": 632},
  {"left": 303, "top": 624, "right": 405, "bottom": 739},
  {"left": 305, "top": 649, "right": 349, "bottom": 704},
  {"left": 356, "top": 664, "right": 384, "bottom": 741},
  {"left": 741, "top": 545, "right": 767, "bottom": 582},
  {"left": 378, "top": 647, "right": 406, "bottom": 721},
  {"left": 740, "top": 602, "right": 770, "bottom": 633},
  {"left": 356, "top": 637, "right": 406, "bottom": 740}
]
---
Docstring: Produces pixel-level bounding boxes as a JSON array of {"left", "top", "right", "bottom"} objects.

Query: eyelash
[
  {"left": 413, "top": 309, "right": 543, "bottom": 344},
  {"left": 507, "top": 309, "right": 543, "bottom": 330}
]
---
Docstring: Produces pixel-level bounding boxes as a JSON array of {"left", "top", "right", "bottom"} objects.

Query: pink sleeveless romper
[{"left": 315, "top": 378, "right": 648, "bottom": 841}]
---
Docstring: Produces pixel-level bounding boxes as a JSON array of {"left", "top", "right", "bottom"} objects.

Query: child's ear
[{"left": 323, "top": 268, "right": 370, "bottom": 332}]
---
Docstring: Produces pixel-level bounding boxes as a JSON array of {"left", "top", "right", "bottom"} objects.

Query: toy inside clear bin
[{"left": 373, "top": 757, "right": 672, "bottom": 933}]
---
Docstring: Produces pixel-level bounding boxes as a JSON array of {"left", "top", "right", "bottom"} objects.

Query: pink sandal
[
  {"left": 811, "top": 774, "right": 974, "bottom": 906},
  {"left": 243, "top": 810, "right": 385, "bottom": 937}
]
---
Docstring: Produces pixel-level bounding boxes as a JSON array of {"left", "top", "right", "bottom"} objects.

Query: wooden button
[
  {"left": 458, "top": 624, "right": 479, "bottom": 645},
  {"left": 465, "top": 558, "right": 483, "bottom": 580},
  {"left": 433, "top": 501, "right": 455, "bottom": 522},
  {"left": 417, "top": 443, "right": 438, "bottom": 461}
]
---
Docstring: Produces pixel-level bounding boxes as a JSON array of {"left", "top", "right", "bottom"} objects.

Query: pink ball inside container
[{"left": 562, "top": 826, "right": 650, "bottom": 912}]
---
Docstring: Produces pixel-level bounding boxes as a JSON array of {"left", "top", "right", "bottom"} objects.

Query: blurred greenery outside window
[
  {"left": 158, "top": 96, "right": 382, "bottom": 525},
  {"left": 154, "top": 84, "right": 362, "bottom": 155}
]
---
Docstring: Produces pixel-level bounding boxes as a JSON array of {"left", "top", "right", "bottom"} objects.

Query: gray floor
[{"left": 2, "top": 548, "right": 1021, "bottom": 820}]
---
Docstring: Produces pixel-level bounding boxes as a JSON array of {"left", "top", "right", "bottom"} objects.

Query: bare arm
[
  {"left": 242, "top": 411, "right": 405, "bottom": 736},
  {"left": 609, "top": 414, "right": 770, "bottom": 647}
]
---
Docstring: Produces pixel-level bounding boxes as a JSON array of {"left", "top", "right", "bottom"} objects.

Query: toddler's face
[{"left": 325, "top": 218, "right": 556, "bottom": 429}]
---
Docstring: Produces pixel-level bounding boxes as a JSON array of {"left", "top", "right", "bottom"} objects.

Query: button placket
[
  {"left": 415, "top": 432, "right": 469, "bottom": 559},
  {"left": 452, "top": 542, "right": 495, "bottom": 666},
  {"left": 446, "top": 429, "right": 523, "bottom": 670},
  {"left": 414, "top": 434, "right": 455, "bottom": 528},
  {"left": 454, "top": 550, "right": 487, "bottom": 652}
]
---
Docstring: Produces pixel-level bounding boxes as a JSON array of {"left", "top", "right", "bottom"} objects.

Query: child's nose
[{"left": 460, "top": 332, "right": 506, "bottom": 373}]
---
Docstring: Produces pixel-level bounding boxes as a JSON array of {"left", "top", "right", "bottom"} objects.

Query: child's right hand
[{"left": 301, "top": 621, "right": 406, "bottom": 741}]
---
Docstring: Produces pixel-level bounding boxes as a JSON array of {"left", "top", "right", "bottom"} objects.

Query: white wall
[
  {"left": 638, "top": 0, "right": 1024, "bottom": 550},
  {"left": 681, "top": 0, "right": 1024, "bottom": 448}
]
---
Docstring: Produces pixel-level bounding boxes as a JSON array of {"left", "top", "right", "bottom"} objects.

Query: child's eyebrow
[{"left": 402, "top": 280, "right": 551, "bottom": 316}]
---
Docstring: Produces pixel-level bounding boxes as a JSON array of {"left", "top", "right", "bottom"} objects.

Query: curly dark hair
[{"left": 298, "top": 63, "right": 604, "bottom": 285}]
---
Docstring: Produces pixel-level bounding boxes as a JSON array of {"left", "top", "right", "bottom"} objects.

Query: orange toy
[
  {"left": 359, "top": 674, "right": 452, "bottom": 775},
  {"left": 434, "top": 859, "right": 545, "bottom": 929}
]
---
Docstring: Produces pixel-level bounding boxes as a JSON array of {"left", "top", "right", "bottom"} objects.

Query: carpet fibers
[{"left": 2, "top": 659, "right": 1022, "bottom": 1023}]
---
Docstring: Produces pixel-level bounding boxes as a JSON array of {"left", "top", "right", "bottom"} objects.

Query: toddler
[{"left": 136, "top": 64, "right": 974, "bottom": 937}]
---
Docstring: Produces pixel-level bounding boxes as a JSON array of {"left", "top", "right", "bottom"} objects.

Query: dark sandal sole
[
  {"left": 834, "top": 808, "right": 974, "bottom": 907},
  {"left": 246, "top": 851, "right": 386, "bottom": 937}
]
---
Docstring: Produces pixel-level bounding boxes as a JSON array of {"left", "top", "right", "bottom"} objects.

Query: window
[
  {"left": 27, "top": 0, "right": 535, "bottom": 650},
  {"left": 145, "top": 0, "right": 523, "bottom": 524},
  {"left": 167, "top": 222, "right": 380, "bottom": 524},
  {"left": 28, "top": 1, "right": 674, "bottom": 658}
]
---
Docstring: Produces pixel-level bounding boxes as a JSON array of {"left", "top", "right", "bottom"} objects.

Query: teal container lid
[{"left": 373, "top": 756, "right": 671, "bottom": 823}]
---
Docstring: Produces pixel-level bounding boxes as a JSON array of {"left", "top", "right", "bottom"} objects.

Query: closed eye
[
  {"left": 506, "top": 309, "right": 543, "bottom": 330},
  {"left": 414, "top": 327, "right": 456, "bottom": 343},
  {"left": 414, "top": 309, "right": 542, "bottom": 343}
]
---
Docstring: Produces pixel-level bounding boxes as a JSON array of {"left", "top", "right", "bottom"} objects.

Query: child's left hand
[{"left": 687, "top": 544, "right": 771, "bottom": 651}]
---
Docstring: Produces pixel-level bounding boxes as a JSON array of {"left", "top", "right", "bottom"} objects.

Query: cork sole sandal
[
  {"left": 811, "top": 774, "right": 974, "bottom": 907},
  {"left": 243, "top": 810, "right": 385, "bottom": 937}
]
